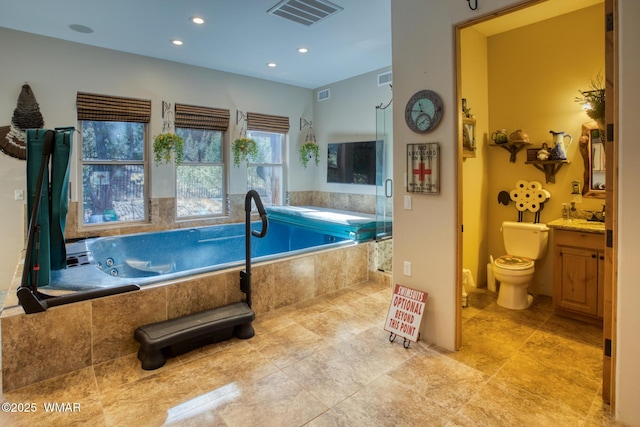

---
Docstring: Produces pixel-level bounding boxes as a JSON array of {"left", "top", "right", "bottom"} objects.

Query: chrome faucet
[{"left": 588, "top": 204, "right": 605, "bottom": 222}]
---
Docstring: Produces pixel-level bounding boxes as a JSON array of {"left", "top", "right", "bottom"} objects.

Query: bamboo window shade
[
  {"left": 76, "top": 92, "right": 151, "bottom": 123},
  {"left": 175, "top": 104, "right": 230, "bottom": 131},
  {"left": 246, "top": 112, "right": 290, "bottom": 133}
]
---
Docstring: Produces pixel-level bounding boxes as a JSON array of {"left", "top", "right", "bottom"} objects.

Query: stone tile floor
[{"left": 0, "top": 283, "right": 626, "bottom": 426}]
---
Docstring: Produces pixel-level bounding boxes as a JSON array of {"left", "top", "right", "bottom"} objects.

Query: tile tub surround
[
  {"left": 0, "top": 286, "right": 616, "bottom": 426},
  {"left": 1, "top": 243, "right": 370, "bottom": 392},
  {"left": 63, "top": 191, "right": 377, "bottom": 241}
]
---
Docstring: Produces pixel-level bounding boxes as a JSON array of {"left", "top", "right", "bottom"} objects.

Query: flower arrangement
[
  {"left": 153, "top": 132, "right": 184, "bottom": 165},
  {"left": 575, "top": 74, "right": 605, "bottom": 127},
  {"left": 299, "top": 141, "right": 320, "bottom": 168},
  {"left": 232, "top": 137, "right": 258, "bottom": 167}
]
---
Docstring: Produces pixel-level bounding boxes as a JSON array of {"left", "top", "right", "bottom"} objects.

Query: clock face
[{"left": 405, "top": 90, "right": 443, "bottom": 133}]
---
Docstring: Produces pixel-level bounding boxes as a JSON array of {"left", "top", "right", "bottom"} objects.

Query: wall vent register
[{"left": 268, "top": 0, "right": 343, "bottom": 26}]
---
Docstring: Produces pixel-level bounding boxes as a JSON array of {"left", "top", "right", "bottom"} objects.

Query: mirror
[{"left": 579, "top": 121, "right": 605, "bottom": 198}]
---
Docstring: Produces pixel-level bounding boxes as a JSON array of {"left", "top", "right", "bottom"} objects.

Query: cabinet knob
[
  {"left": 592, "top": 254, "right": 597, "bottom": 258},
  {"left": 600, "top": 255, "right": 605, "bottom": 260}
]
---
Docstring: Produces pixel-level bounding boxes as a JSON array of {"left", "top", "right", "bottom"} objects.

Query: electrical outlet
[
  {"left": 403, "top": 261, "right": 412, "bottom": 276},
  {"left": 14, "top": 189, "right": 24, "bottom": 201}
]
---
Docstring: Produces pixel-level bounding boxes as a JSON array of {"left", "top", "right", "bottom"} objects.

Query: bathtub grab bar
[
  {"left": 17, "top": 284, "right": 141, "bottom": 314},
  {"left": 20, "top": 130, "right": 53, "bottom": 299},
  {"left": 133, "top": 191, "right": 267, "bottom": 370},
  {"left": 240, "top": 190, "right": 269, "bottom": 308}
]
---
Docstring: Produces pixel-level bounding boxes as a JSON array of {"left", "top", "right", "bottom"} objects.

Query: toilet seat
[{"left": 494, "top": 255, "right": 534, "bottom": 271}]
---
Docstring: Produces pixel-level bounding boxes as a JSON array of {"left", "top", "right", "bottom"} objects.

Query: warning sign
[{"left": 384, "top": 284, "right": 427, "bottom": 343}]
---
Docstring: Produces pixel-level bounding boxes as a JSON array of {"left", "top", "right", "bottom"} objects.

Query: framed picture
[
  {"left": 407, "top": 142, "right": 440, "bottom": 195},
  {"left": 462, "top": 118, "right": 476, "bottom": 158}
]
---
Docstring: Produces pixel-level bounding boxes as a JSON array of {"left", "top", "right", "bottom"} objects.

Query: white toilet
[{"left": 493, "top": 221, "right": 549, "bottom": 310}]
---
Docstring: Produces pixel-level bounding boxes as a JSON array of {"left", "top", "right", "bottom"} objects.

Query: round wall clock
[{"left": 405, "top": 90, "right": 443, "bottom": 133}]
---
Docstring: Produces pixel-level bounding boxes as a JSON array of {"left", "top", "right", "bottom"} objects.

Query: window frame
[
  {"left": 174, "top": 127, "right": 227, "bottom": 219},
  {"left": 246, "top": 130, "right": 286, "bottom": 206},
  {"left": 78, "top": 120, "right": 149, "bottom": 227}
]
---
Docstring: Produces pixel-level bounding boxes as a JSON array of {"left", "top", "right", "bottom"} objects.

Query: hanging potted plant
[
  {"left": 299, "top": 141, "right": 320, "bottom": 168},
  {"left": 299, "top": 124, "right": 320, "bottom": 168},
  {"left": 153, "top": 132, "right": 184, "bottom": 165},
  {"left": 232, "top": 136, "right": 258, "bottom": 167}
]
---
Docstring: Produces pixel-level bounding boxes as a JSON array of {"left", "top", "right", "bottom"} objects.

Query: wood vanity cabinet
[{"left": 552, "top": 228, "right": 605, "bottom": 324}]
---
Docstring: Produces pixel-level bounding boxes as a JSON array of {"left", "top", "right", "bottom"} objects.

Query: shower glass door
[{"left": 375, "top": 103, "right": 393, "bottom": 240}]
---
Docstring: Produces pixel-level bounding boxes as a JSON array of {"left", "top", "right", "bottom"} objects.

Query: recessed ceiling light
[
  {"left": 267, "top": 62, "right": 277, "bottom": 68},
  {"left": 171, "top": 39, "right": 184, "bottom": 46},
  {"left": 69, "top": 24, "right": 94, "bottom": 34},
  {"left": 191, "top": 16, "right": 205, "bottom": 25},
  {"left": 298, "top": 47, "right": 308, "bottom": 53}
]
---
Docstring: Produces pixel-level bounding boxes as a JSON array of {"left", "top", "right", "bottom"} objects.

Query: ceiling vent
[
  {"left": 317, "top": 88, "right": 330, "bottom": 102},
  {"left": 377, "top": 71, "right": 392, "bottom": 87},
  {"left": 268, "top": 0, "right": 344, "bottom": 26}
]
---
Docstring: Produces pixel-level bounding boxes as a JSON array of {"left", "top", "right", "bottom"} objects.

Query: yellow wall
[
  {"left": 485, "top": 4, "right": 604, "bottom": 295},
  {"left": 461, "top": 28, "right": 490, "bottom": 289}
]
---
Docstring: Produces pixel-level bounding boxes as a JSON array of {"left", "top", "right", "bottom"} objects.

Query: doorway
[{"left": 456, "top": 0, "right": 616, "bottom": 408}]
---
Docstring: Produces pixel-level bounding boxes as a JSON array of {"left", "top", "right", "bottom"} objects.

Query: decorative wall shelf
[
  {"left": 491, "top": 142, "right": 531, "bottom": 163},
  {"left": 525, "top": 159, "right": 569, "bottom": 183}
]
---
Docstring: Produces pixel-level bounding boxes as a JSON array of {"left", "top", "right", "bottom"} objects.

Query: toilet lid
[{"left": 495, "top": 255, "right": 534, "bottom": 270}]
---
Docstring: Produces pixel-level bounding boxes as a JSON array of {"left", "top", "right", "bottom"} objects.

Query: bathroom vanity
[{"left": 549, "top": 218, "right": 605, "bottom": 325}]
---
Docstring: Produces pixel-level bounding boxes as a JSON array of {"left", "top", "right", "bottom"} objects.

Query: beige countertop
[{"left": 547, "top": 218, "right": 605, "bottom": 234}]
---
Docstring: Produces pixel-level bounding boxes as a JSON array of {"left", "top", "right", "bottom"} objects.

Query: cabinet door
[{"left": 556, "top": 246, "right": 599, "bottom": 315}]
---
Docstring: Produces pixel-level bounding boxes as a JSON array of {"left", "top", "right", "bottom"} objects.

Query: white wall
[
  {"left": 615, "top": 1, "right": 640, "bottom": 423},
  {"left": 391, "top": 0, "right": 460, "bottom": 351},
  {"left": 391, "top": 1, "right": 639, "bottom": 423},
  {"left": 0, "top": 28, "right": 312, "bottom": 291},
  {"left": 312, "top": 68, "right": 393, "bottom": 196}
]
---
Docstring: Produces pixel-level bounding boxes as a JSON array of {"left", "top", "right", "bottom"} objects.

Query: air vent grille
[
  {"left": 317, "top": 88, "right": 330, "bottom": 102},
  {"left": 268, "top": 0, "right": 343, "bottom": 26},
  {"left": 378, "top": 71, "right": 392, "bottom": 86}
]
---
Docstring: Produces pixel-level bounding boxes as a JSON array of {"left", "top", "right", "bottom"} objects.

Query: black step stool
[{"left": 134, "top": 302, "right": 255, "bottom": 370}]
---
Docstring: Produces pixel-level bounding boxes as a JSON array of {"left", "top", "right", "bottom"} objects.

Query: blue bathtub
[{"left": 48, "top": 217, "right": 357, "bottom": 291}]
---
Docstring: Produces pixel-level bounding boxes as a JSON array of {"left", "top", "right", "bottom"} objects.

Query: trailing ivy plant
[
  {"left": 299, "top": 141, "right": 320, "bottom": 168},
  {"left": 232, "top": 137, "right": 258, "bottom": 167},
  {"left": 153, "top": 132, "right": 184, "bottom": 165}
]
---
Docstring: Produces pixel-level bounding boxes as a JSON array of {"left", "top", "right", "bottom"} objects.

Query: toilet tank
[{"left": 501, "top": 221, "right": 550, "bottom": 260}]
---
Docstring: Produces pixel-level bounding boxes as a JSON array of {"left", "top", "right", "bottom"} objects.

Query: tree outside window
[
  {"left": 80, "top": 120, "right": 146, "bottom": 224},
  {"left": 175, "top": 127, "right": 225, "bottom": 218},
  {"left": 246, "top": 130, "right": 284, "bottom": 206}
]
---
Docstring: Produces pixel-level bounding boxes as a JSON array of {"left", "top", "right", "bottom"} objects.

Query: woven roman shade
[
  {"left": 76, "top": 92, "right": 151, "bottom": 123},
  {"left": 175, "top": 104, "right": 230, "bottom": 131},
  {"left": 246, "top": 112, "right": 290, "bottom": 133}
]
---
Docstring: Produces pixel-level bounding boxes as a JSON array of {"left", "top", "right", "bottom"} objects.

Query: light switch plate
[{"left": 404, "top": 195, "right": 412, "bottom": 210}]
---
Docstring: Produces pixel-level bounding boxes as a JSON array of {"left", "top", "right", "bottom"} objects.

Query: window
[
  {"left": 80, "top": 121, "right": 147, "bottom": 224},
  {"left": 174, "top": 103, "right": 230, "bottom": 218},
  {"left": 245, "top": 112, "right": 289, "bottom": 206},
  {"left": 175, "top": 128, "right": 225, "bottom": 218},
  {"left": 246, "top": 130, "right": 284, "bottom": 206},
  {"left": 77, "top": 92, "right": 151, "bottom": 225}
]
